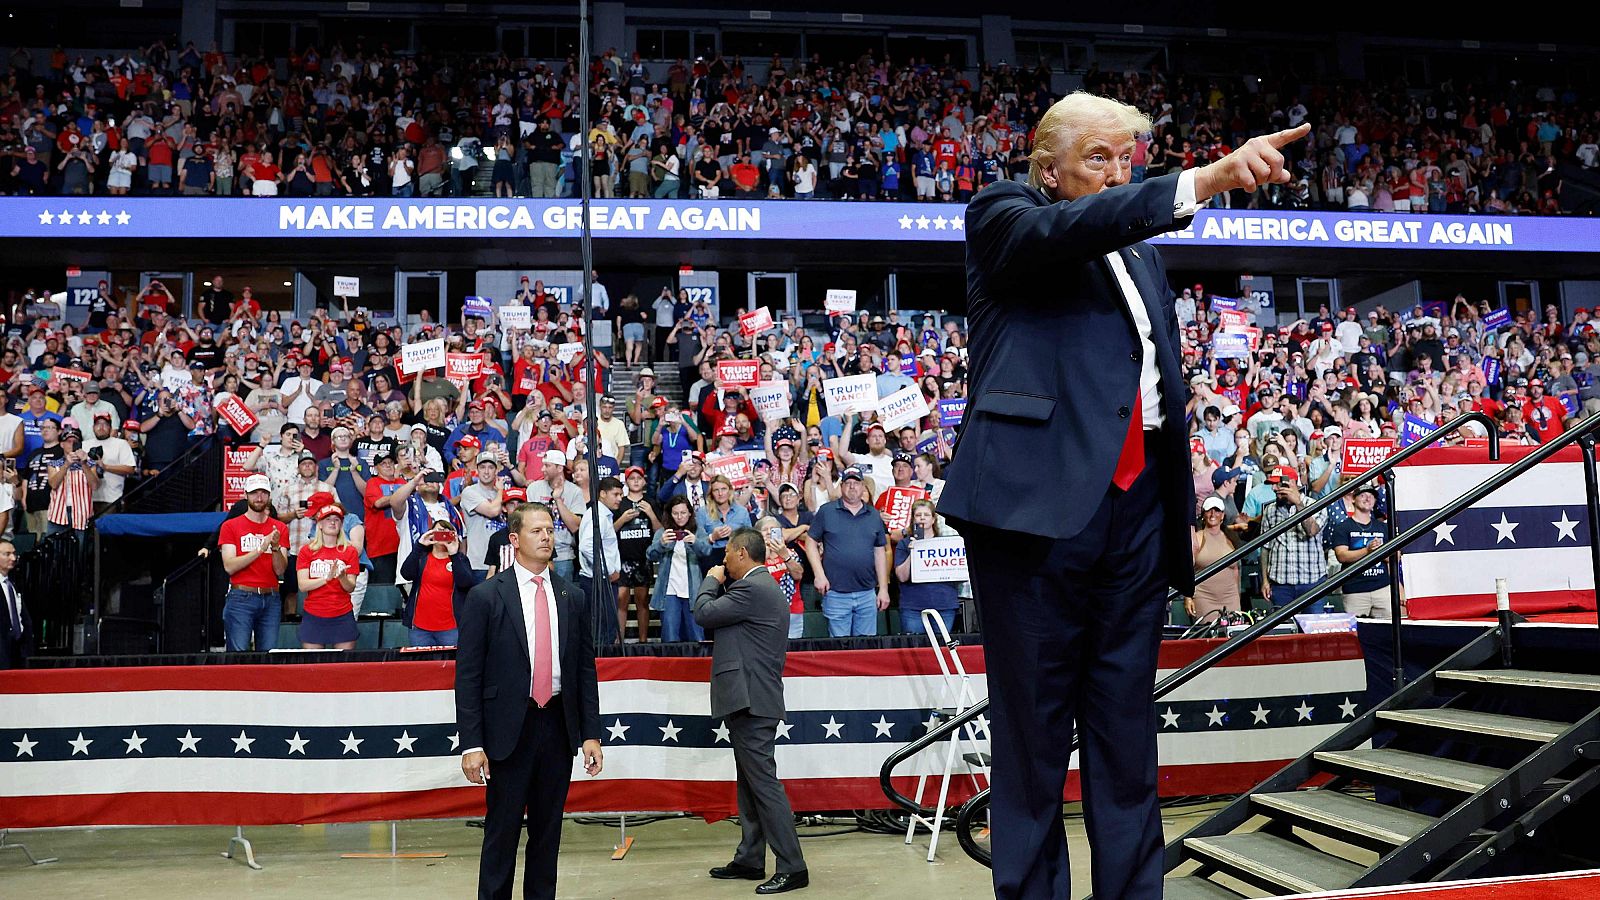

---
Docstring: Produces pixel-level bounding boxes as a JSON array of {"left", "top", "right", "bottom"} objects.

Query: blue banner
[
  {"left": 1561, "top": 394, "right": 1580, "bottom": 417},
  {"left": 937, "top": 398, "right": 966, "bottom": 427},
  {"left": 2, "top": 198, "right": 1593, "bottom": 252},
  {"left": 1483, "top": 308, "right": 1511, "bottom": 330},
  {"left": 1482, "top": 357, "right": 1502, "bottom": 386},
  {"left": 1399, "top": 414, "right": 1436, "bottom": 447},
  {"left": 1285, "top": 380, "right": 1307, "bottom": 400},
  {"left": 1210, "top": 296, "right": 1240, "bottom": 311},
  {"left": 1213, "top": 332, "right": 1251, "bottom": 359},
  {"left": 463, "top": 295, "right": 492, "bottom": 318},
  {"left": 916, "top": 433, "right": 939, "bottom": 455}
]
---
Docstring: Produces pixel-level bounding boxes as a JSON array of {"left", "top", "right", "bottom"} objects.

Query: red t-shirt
[
  {"left": 764, "top": 558, "right": 802, "bottom": 614},
  {"left": 414, "top": 552, "right": 458, "bottom": 632},
  {"left": 1524, "top": 396, "right": 1568, "bottom": 443},
  {"left": 298, "top": 543, "right": 359, "bottom": 617},
  {"left": 364, "top": 476, "right": 406, "bottom": 557},
  {"left": 147, "top": 138, "right": 174, "bottom": 167},
  {"left": 219, "top": 515, "right": 290, "bottom": 589}
]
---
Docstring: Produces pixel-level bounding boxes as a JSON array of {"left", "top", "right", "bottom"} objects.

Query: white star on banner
[
  {"left": 14, "top": 733, "right": 38, "bottom": 757},
  {"left": 69, "top": 732, "right": 94, "bottom": 755},
  {"left": 872, "top": 716, "right": 895, "bottom": 738},
  {"left": 1295, "top": 701, "right": 1315, "bottom": 722},
  {"left": 123, "top": 730, "right": 147, "bottom": 754},
  {"left": 340, "top": 732, "right": 363, "bottom": 755},
  {"left": 231, "top": 730, "right": 255, "bottom": 754},
  {"left": 898, "top": 215, "right": 913, "bottom": 229},
  {"left": 915, "top": 215, "right": 930, "bottom": 230},
  {"left": 1205, "top": 706, "right": 1226, "bottom": 727},
  {"left": 713, "top": 721, "right": 731, "bottom": 744},
  {"left": 973, "top": 715, "right": 990, "bottom": 735},
  {"left": 449, "top": 732, "right": 460, "bottom": 751},
  {"left": 286, "top": 732, "right": 309, "bottom": 755},
  {"left": 177, "top": 730, "right": 201, "bottom": 753},
  {"left": 1160, "top": 708, "right": 1181, "bottom": 729},
  {"left": 950, "top": 215, "right": 964, "bottom": 230},
  {"left": 659, "top": 720, "right": 682, "bottom": 743},
  {"left": 776, "top": 720, "right": 795, "bottom": 740},
  {"left": 58, "top": 209, "right": 74, "bottom": 224},
  {"left": 1339, "top": 698, "right": 1359, "bottom": 719},
  {"left": 1251, "top": 704, "right": 1271, "bottom": 725},
  {"left": 606, "top": 719, "right": 630, "bottom": 742},
  {"left": 394, "top": 731, "right": 417, "bottom": 754},
  {"left": 76, "top": 210, "right": 92, "bottom": 225},
  {"left": 115, "top": 210, "right": 131, "bottom": 225},
  {"left": 37, "top": 211, "right": 53, "bottom": 225},
  {"left": 1433, "top": 522, "right": 1457, "bottom": 546},
  {"left": 821, "top": 717, "right": 845, "bottom": 739},
  {"left": 1554, "top": 511, "right": 1580, "bottom": 542},
  {"left": 96, "top": 210, "right": 111, "bottom": 225},
  {"left": 932, "top": 215, "right": 948, "bottom": 230},
  {"left": 1491, "top": 513, "right": 1519, "bottom": 544}
]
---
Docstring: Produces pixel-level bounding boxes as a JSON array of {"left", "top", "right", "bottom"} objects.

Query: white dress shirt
[
  {"left": 462, "top": 561, "right": 560, "bottom": 759},
  {"left": 1103, "top": 168, "right": 1204, "bottom": 430},
  {"left": 578, "top": 505, "right": 621, "bottom": 578}
]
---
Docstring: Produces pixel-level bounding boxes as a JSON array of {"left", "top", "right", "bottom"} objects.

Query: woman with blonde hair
[
  {"left": 296, "top": 502, "right": 361, "bottom": 649},
  {"left": 803, "top": 447, "right": 840, "bottom": 512},
  {"left": 695, "top": 473, "right": 752, "bottom": 567},
  {"left": 893, "top": 499, "right": 961, "bottom": 634}
]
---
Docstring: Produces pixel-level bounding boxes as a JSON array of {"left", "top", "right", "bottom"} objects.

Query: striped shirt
[{"left": 47, "top": 465, "right": 95, "bottom": 531}]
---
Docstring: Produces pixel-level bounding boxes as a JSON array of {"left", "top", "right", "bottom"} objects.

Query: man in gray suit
[{"left": 695, "top": 527, "right": 809, "bottom": 895}]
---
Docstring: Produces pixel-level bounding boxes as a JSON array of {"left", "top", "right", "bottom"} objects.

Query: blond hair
[{"left": 1028, "top": 92, "right": 1153, "bottom": 190}]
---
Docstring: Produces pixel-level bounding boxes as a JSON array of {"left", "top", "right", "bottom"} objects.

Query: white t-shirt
[
  {"left": 84, "top": 436, "right": 136, "bottom": 503},
  {"left": 795, "top": 164, "right": 817, "bottom": 192},
  {"left": 0, "top": 413, "right": 22, "bottom": 458},
  {"left": 280, "top": 376, "right": 322, "bottom": 424}
]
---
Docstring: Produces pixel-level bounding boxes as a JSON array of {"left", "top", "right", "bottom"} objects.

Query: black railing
[
  {"left": 109, "top": 434, "right": 224, "bottom": 516},
  {"left": 876, "top": 412, "right": 1540, "bottom": 865}
]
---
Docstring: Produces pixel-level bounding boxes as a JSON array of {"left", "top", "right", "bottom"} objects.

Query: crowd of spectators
[
  {"left": 4, "top": 38, "right": 1597, "bottom": 212},
  {"left": 2, "top": 263, "right": 1595, "bottom": 645}
]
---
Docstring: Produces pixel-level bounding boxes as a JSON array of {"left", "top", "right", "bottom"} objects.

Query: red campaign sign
[
  {"left": 1342, "top": 438, "right": 1395, "bottom": 476},
  {"left": 737, "top": 306, "right": 774, "bottom": 337},
  {"left": 222, "top": 444, "right": 259, "bottom": 506},
  {"left": 717, "top": 359, "right": 761, "bottom": 389},
  {"left": 1217, "top": 310, "right": 1249, "bottom": 329},
  {"left": 1238, "top": 326, "right": 1262, "bottom": 350},
  {"left": 51, "top": 366, "right": 92, "bottom": 383},
  {"left": 705, "top": 452, "right": 752, "bottom": 489},
  {"left": 879, "top": 485, "right": 928, "bottom": 532},
  {"left": 1463, "top": 437, "right": 1491, "bottom": 449},
  {"left": 215, "top": 394, "right": 260, "bottom": 436},
  {"left": 445, "top": 352, "right": 484, "bottom": 380}
]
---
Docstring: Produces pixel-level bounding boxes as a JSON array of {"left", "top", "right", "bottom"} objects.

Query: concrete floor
[{"left": 1, "top": 802, "right": 1227, "bottom": 898}]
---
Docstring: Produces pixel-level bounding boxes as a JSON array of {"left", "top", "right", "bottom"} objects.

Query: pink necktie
[{"left": 530, "top": 575, "right": 554, "bottom": 707}]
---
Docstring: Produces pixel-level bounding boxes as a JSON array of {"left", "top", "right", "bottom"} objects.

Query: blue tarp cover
[{"left": 96, "top": 513, "right": 227, "bottom": 537}]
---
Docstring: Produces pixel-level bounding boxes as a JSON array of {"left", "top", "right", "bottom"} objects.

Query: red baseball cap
[
  {"left": 716, "top": 422, "right": 738, "bottom": 437},
  {"left": 501, "top": 486, "right": 527, "bottom": 502},
  {"left": 624, "top": 465, "right": 646, "bottom": 478},
  {"left": 455, "top": 434, "right": 481, "bottom": 448}
]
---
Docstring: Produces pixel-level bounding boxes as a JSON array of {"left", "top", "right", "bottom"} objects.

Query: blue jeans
[
  {"left": 1269, "top": 580, "right": 1330, "bottom": 615},
  {"left": 901, "top": 608, "right": 956, "bottom": 636},
  {"left": 822, "top": 588, "right": 878, "bottom": 637},
  {"left": 391, "top": 183, "right": 414, "bottom": 197},
  {"left": 409, "top": 627, "right": 459, "bottom": 647},
  {"left": 789, "top": 613, "right": 805, "bottom": 639},
  {"left": 659, "top": 596, "right": 704, "bottom": 642},
  {"left": 553, "top": 557, "right": 575, "bottom": 582},
  {"left": 223, "top": 588, "right": 281, "bottom": 652}
]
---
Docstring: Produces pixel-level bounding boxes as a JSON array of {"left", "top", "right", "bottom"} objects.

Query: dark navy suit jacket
[
  {"left": 0, "top": 580, "right": 30, "bottom": 669},
  {"left": 454, "top": 566, "right": 602, "bottom": 759},
  {"left": 939, "top": 175, "right": 1198, "bottom": 593}
]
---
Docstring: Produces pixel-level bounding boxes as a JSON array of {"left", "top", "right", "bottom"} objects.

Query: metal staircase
[{"left": 1163, "top": 628, "right": 1600, "bottom": 897}]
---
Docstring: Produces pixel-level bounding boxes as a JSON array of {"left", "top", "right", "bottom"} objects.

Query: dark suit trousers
[
  {"left": 728, "top": 710, "right": 806, "bottom": 874},
  {"left": 964, "top": 454, "right": 1167, "bottom": 900},
  {"left": 479, "top": 700, "right": 573, "bottom": 900}
]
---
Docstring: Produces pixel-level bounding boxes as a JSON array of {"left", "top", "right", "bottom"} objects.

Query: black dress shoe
[
  {"left": 755, "top": 871, "right": 809, "bottom": 894},
  {"left": 710, "top": 863, "right": 767, "bottom": 880}
]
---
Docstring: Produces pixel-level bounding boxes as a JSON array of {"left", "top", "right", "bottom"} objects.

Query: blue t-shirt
[
  {"left": 808, "top": 499, "right": 888, "bottom": 592},
  {"left": 894, "top": 537, "right": 960, "bottom": 613},
  {"left": 19, "top": 409, "right": 63, "bottom": 459},
  {"left": 320, "top": 456, "right": 370, "bottom": 516}
]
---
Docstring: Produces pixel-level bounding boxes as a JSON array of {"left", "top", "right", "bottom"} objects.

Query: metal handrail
[
  {"left": 948, "top": 409, "right": 1600, "bottom": 868},
  {"left": 879, "top": 411, "right": 1498, "bottom": 821}
]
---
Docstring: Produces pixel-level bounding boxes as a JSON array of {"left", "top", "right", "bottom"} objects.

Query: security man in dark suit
[
  {"left": 1, "top": 538, "right": 31, "bottom": 669},
  {"left": 694, "top": 527, "right": 809, "bottom": 895},
  {"left": 456, "top": 501, "right": 604, "bottom": 900},
  {"left": 939, "top": 91, "right": 1308, "bottom": 900}
]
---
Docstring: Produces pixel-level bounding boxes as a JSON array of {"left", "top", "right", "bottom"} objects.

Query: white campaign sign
[
  {"left": 822, "top": 374, "right": 877, "bottom": 416},
  {"left": 877, "top": 384, "right": 930, "bottom": 431},
  {"left": 400, "top": 337, "right": 446, "bottom": 374},
  {"left": 498, "top": 305, "right": 531, "bottom": 329},
  {"left": 824, "top": 289, "right": 857, "bottom": 313},
  {"left": 160, "top": 369, "right": 194, "bottom": 393},
  {"left": 556, "top": 342, "right": 585, "bottom": 364},
  {"left": 333, "top": 275, "right": 360, "bottom": 296},
  {"left": 749, "top": 382, "right": 792, "bottom": 422},
  {"left": 909, "top": 535, "right": 969, "bottom": 583}
]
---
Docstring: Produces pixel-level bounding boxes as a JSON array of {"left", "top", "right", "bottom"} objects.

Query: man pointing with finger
[
  {"left": 940, "top": 92, "right": 1307, "bottom": 900},
  {"left": 455, "top": 501, "right": 604, "bottom": 900}
]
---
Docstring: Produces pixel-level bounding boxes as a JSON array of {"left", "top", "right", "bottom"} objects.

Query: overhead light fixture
[
  {"left": 283, "top": 281, "right": 292, "bottom": 287},
  {"left": 202, "top": 281, "right": 212, "bottom": 287}
]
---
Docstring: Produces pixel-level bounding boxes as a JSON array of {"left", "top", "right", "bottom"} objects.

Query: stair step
[
  {"left": 1315, "top": 748, "right": 1503, "bottom": 793},
  {"left": 962, "top": 751, "right": 992, "bottom": 768},
  {"left": 1252, "top": 790, "right": 1435, "bottom": 845},
  {"left": 1184, "top": 832, "right": 1363, "bottom": 894},
  {"left": 1438, "top": 669, "right": 1600, "bottom": 693},
  {"left": 1378, "top": 708, "right": 1567, "bottom": 742},
  {"left": 1162, "top": 875, "right": 1246, "bottom": 900}
]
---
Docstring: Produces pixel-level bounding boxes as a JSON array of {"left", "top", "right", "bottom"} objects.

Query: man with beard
[
  {"left": 186, "top": 325, "right": 225, "bottom": 371},
  {"left": 219, "top": 474, "right": 291, "bottom": 651}
]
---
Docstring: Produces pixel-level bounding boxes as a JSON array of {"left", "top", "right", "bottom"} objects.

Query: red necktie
[
  {"left": 530, "top": 575, "right": 554, "bottom": 707},
  {"left": 1111, "top": 393, "right": 1145, "bottom": 491}
]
